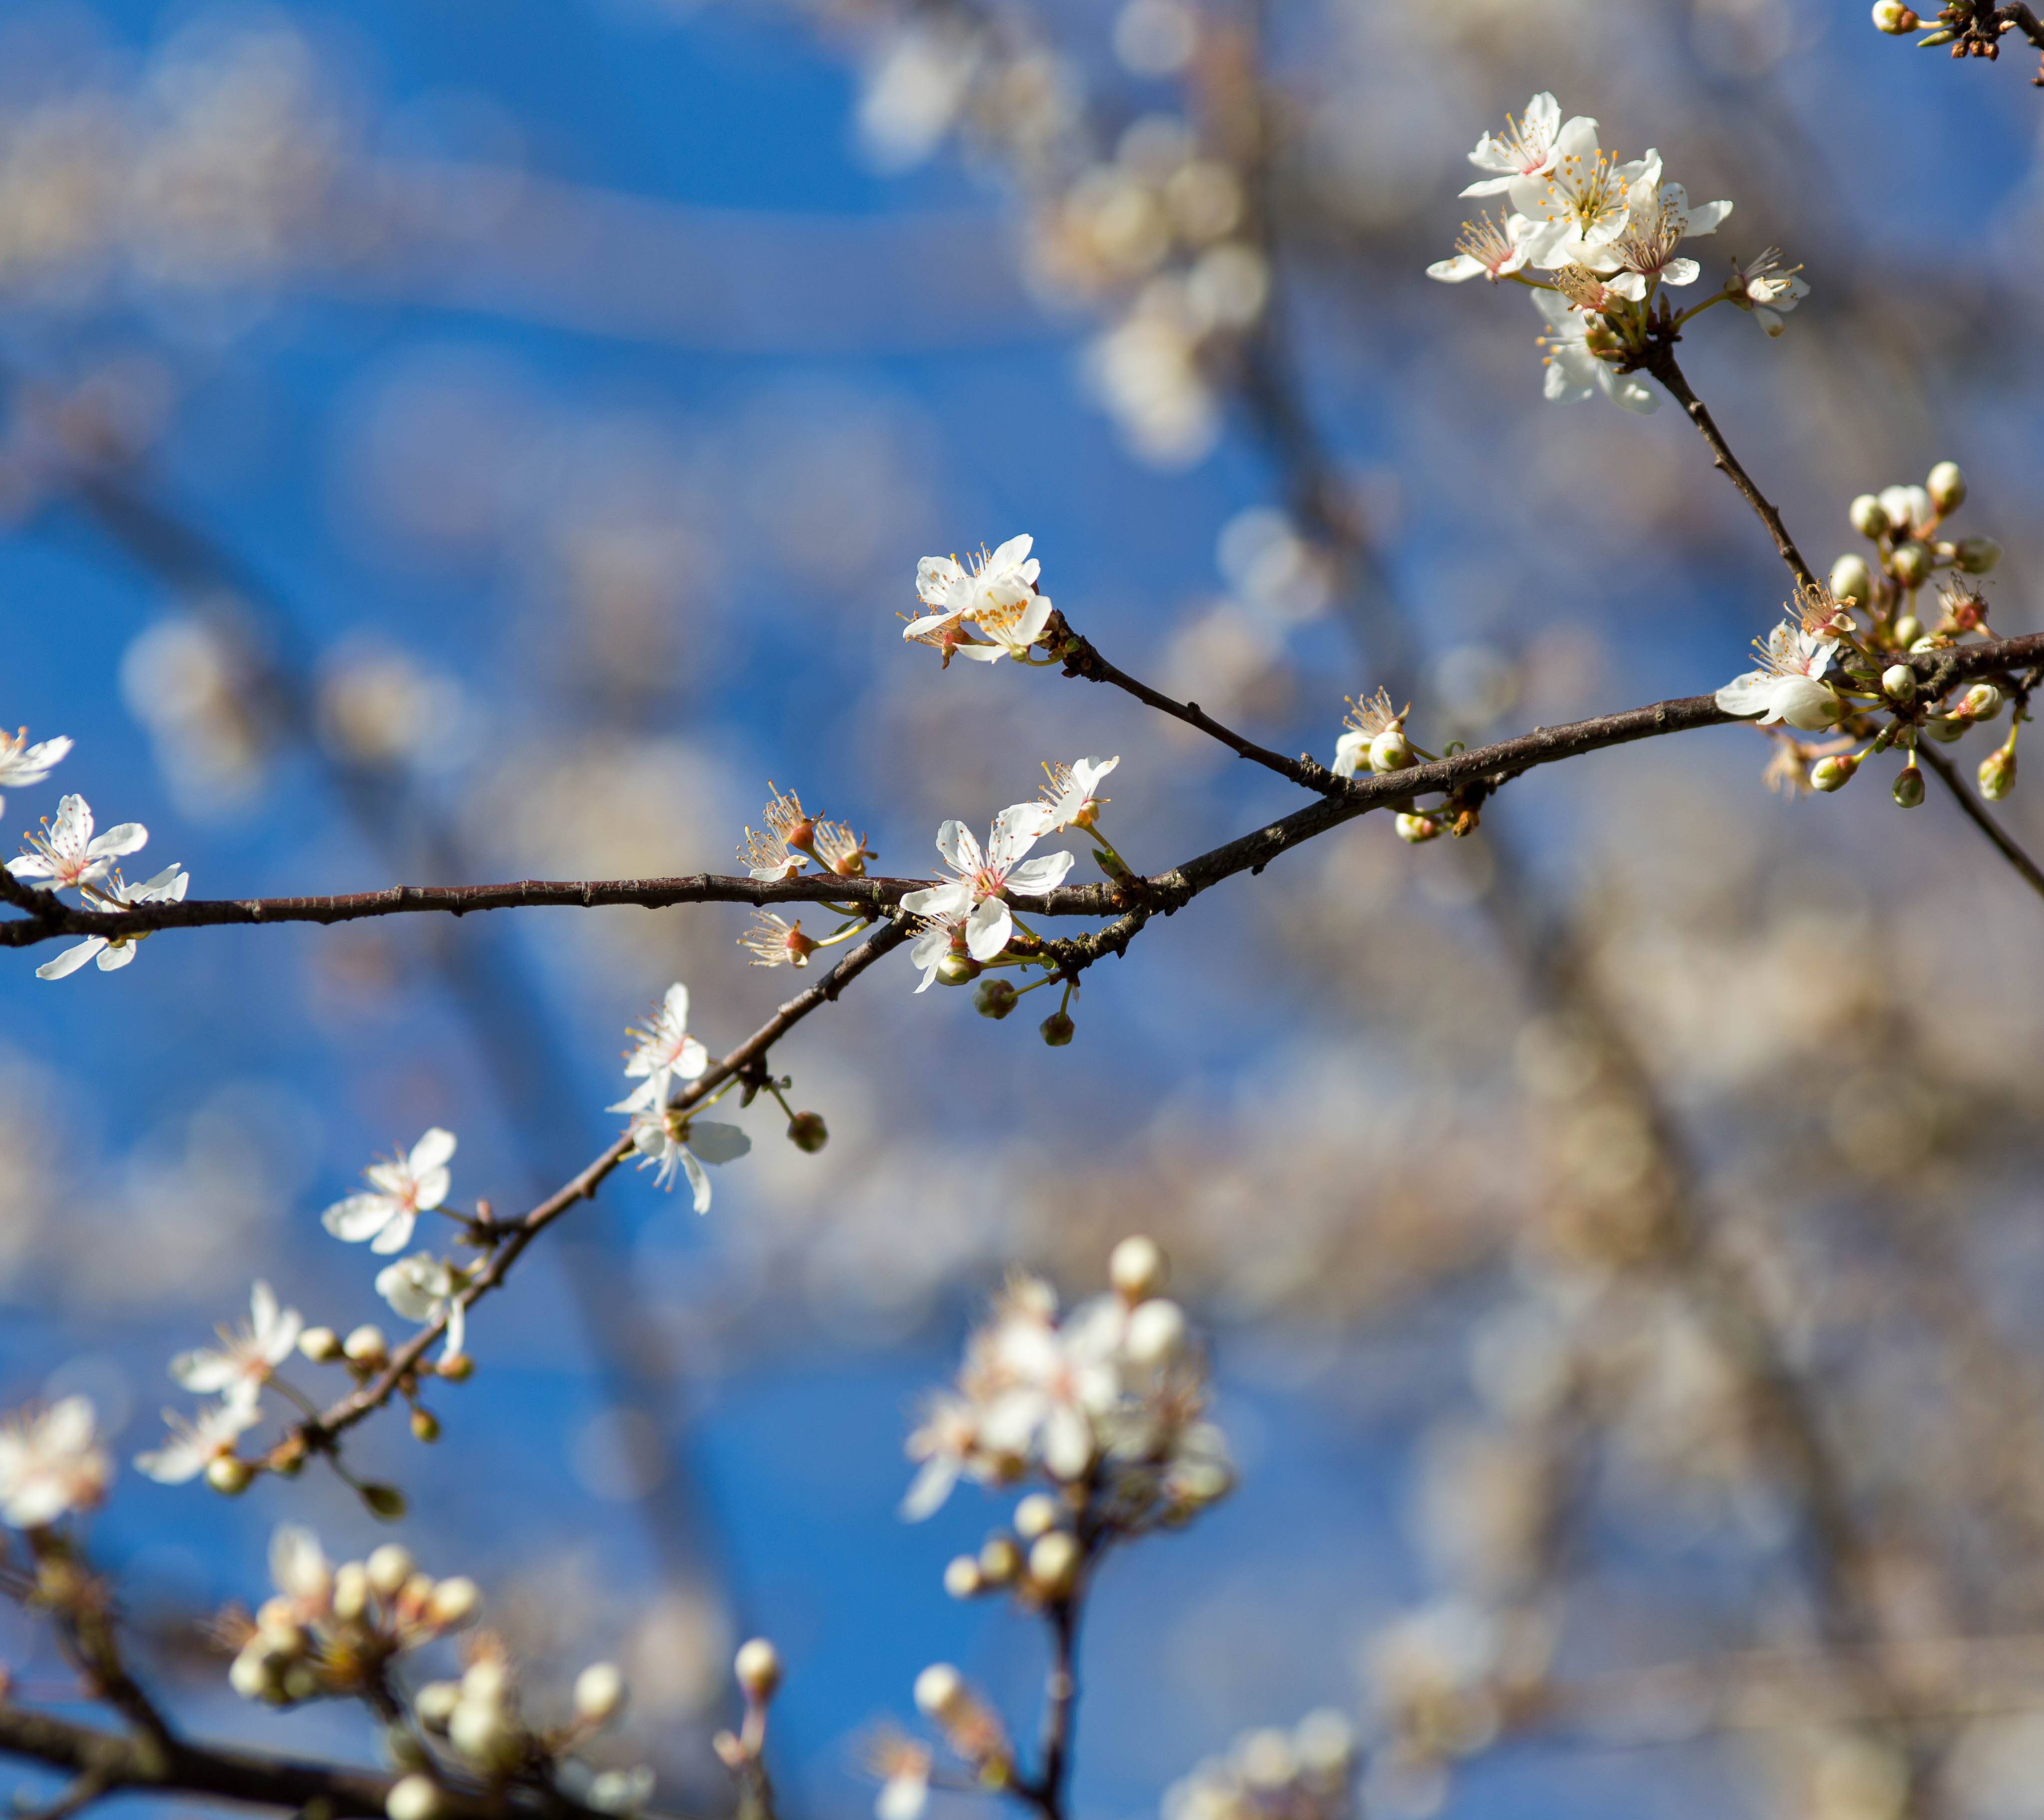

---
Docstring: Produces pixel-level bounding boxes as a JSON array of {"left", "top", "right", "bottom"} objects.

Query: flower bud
[
  {"left": 1870, "top": 0, "right": 1919, "bottom": 28},
  {"left": 1027, "top": 1531, "right": 1082, "bottom": 1599},
  {"left": 734, "top": 1638, "right": 781, "bottom": 1704},
  {"left": 1125, "top": 1298, "right": 1188, "bottom": 1366},
  {"left": 1981, "top": 745, "right": 2017, "bottom": 800},
  {"left": 1013, "top": 1493, "right": 1061, "bottom": 1540},
  {"left": 1891, "top": 614, "right": 1922, "bottom": 648},
  {"left": 1109, "top": 1235, "right": 1168, "bottom": 1304},
  {"left": 1961, "top": 683, "right": 2004, "bottom": 723},
  {"left": 411, "top": 1409, "right": 441, "bottom": 1443},
  {"left": 1927, "top": 460, "right": 1966, "bottom": 513},
  {"left": 1367, "top": 724, "right": 1413, "bottom": 774},
  {"left": 344, "top": 1324, "right": 389, "bottom": 1365},
  {"left": 1394, "top": 813, "right": 1442, "bottom": 845},
  {"left": 414, "top": 1682, "right": 461, "bottom": 1731},
  {"left": 1881, "top": 484, "right": 1930, "bottom": 537},
  {"left": 299, "top": 1327, "right": 343, "bottom": 1364},
  {"left": 978, "top": 1536, "right": 1022, "bottom": 1586},
  {"left": 1849, "top": 493, "right": 1888, "bottom": 537},
  {"left": 229, "top": 1645, "right": 283, "bottom": 1702},
  {"left": 935, "top": 952, "right": 979, "bottom": 987},
  {"left": 427, "top": 1577, "right": 481, "bottom": 1629},
  {"left": 1893, "top": 765, "right": 1926, "bottom": 808},
  {"left": 1810, "top": 753, "right": 1859, "bottom": 792},
  {"left": 331, "top": 1561, "right": 372, "bottom": 1623},
  {"left": 386, "top": 1774, "right": 442, "bottom": 1820},
  {"left": 1890, "top": 541, "right": 1931, "bottom": 588},
  {"left": 1881, "top": 664, "right": 1916, "bottom": 701},
  {"left": 1039, "top": 1009, "right": 1076, "bottom": 1046},
  {"left": 360, "top": 1482, "right": 409, "bottom": 1521},
  {"left": 366, "top": 1545, "right": 415, "bottom": 1599},
  {"left": 574, "top": 1663, "right": 628, "bottom": 1725},
  {"left": 206, "top": 1455, "right": 254, "bottom": 1496},
  {"left": 943, "top": 1556, "right": 984, "bottom": 1599},
  {"left": 974, "top": 979, "right": 1019, "bottom": 1020},
  {"left": 1923, "top": 716, "right": 1965, "bottom": 744},
  {"left": 1958, "top": 535, "right": 2002, "bottom": 574},
  {"left": 1830, "top": 553, "right": 1874, "bottom": 606},
  {"left": 437, "top": 1353, "right": 474, "bottom": 1381},
  {"left": 1909, "top": 634, "right": 1941, "bottom": 655},
  {"left": 786, "top": 1111, "right": 828, "bottom": 1152},
  {"left": 914, "top": 1663, "right": 966, "bottom": 1723}
]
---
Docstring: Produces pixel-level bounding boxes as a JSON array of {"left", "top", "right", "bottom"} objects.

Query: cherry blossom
[
  {"left": 955, "top": 590, "right": 1054, "bottom": 664},
  {"left": 905, "top": 535, "right": 1042, "bottom": 661},
  {"left": 1459, "top": 93, "right": 1595, "bottom": 198},
  {"left": 7, "top": 793, "right": 146, "bottom": 895},
  {"left": 0, "top": 1395, "right": 112, "bottom": 1528},
  {"left": 869, "top": 1733, "right": 934, "bottom": 1820},
  {"left": 1601, "top": 184, "right": 1733, "bottom": 300},
  {"left": 321, "top": 1128, "right": 458, "bottom": 1254},
  {"left": 1728, "top": 247, "right": 1809, "bottom": 336},
  {"left": 739, "top": 910, "right": 819, "bottom": 969},
  {"left": 1333, "top": 689, "right": 1412, "bottom": 779},
  {"left": 1039, "top": 755, "right": 1118, "bottom": 831},
  {"left": 626, "top": 1109, "right": 751, "bottom": 1214},
  {"left": 34, "top": 862, "right": 190, "bottom": 980},
  {"left": 134, "top": 1399, "right": 259, "bottom": 1485},
  {"left": 899, "top": 804, "right": 1072, "bottom": 965},
  {"left": 172, "top": 1281, "right": 304, "bottom": 1409},
  {"left": 906, "top": 900, "right": 972, "bottom": 994},
  {"left": 1715, "top": 603, "right": 1843, "bottom": 730},
  {"left": 612, "top": 983, "right": 709, "bottom": 1114},
  {"left": 1511, "top": 143, "right": 1661, "bottom": 271},
  {"left": 376, "top": 1253, "right": 474, "bottom": 1360},
  {"left": 0, "top": 725, "right": 72, "bottom": 817},
  {"left": 1530, "top": 288, "right": 1658, "bottom": 414},
  {"left": 1427, "top": 211, "right": 1536, "bottom": 284}
]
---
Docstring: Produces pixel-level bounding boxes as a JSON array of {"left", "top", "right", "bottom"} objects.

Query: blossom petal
[
  {"left": 686, "top": 1121, "right": 752, "bottom": 1166},
  {"left": 935, "top": 819, "right": 980, "bottom": 875},
  {"left": 408, "top": 1128, "right": 458, "bottom": 1178},
  {"left": 36, "top": 938, "right": 105, "bottom": 979},
  {"left": 965, "top": 897, "right": 1013, "bottom": 962},
  {"left": 1006, "top": 851, "right": 1074, "bottom": 896}
]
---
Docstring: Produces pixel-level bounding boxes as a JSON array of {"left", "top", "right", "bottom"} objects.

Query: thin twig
[{"left": 1920, "top": 745, "right": 2044, "bottom": 902}]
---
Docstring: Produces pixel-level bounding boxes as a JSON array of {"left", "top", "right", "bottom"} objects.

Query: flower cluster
[
  {"left": 904, "top": 534, "right": 1055, "bottom": 666},
  {"left": 1322, "top": 691, "right": 1466, "bottom": 845},
  {"left": 0, "top": 1395, "right": 112, "bottom": 1529},
  {"left": 5, "top": 737, "right": 190, "bottom": 979},
  {"left": 1715, "top": 466, "right": 2023, "bottom": 805},
  {"left": 136, "top": 1281, "right": 302, "bottom": 1489},
  {"left": 867, "top": 1665, "right": 1014, "bottom": 1820},
  {"left": 901, "top": 1235, "right": 1232, "bottom": 1534},
  {"left": 407, "top": 1635, "right": 640, "bottom": 1800},
  {"left": 1427, "top": 93, "right": 1806, "bottom": 412},
  {"left": 736, "top": 785, "right": 883, "bottom": 973},
  {"left": 223, "top": 1525, "right": 482, "bottom": 1706},
  {"left": 1162, "top": 1713, "right": 1359, "bottom": 1820},
  {"left": 607, "top": 979, "right": 752, "bottom": 1212}
]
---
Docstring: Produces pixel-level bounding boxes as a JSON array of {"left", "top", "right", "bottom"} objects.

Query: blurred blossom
[
  {"left": 1217, "top": 509, "right": 1333, "bottom": 623},
  {"left": 1114, "top": 0, "right": 1199, "bottom": 78},
  {"left": 856, "top": 25, "right": 981, "bottom": 174},
  {"left": 1156, "top": 602, "right": 1289, "bottom": 729},
  {"left": 118, "top": 605, "right": 276, "bottom": 814},
  {"left": 315, "top": 641, "right": 471, "bottom": 771}
]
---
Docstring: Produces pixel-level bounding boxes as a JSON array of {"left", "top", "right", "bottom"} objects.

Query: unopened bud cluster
[{"left": 1162, "top": 1712, "right": 1359, "bottom": 1820}]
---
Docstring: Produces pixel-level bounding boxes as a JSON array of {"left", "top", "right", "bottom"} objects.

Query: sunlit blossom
[{"left": 321, "top": 1128, "right": 457, "bottom": 1254}]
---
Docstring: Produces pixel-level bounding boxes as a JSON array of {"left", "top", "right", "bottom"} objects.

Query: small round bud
[
  {"left": 1961, "top": 683, "right": 2004, "bottom": 723},
  {"left": 1881, "top": 484, "right": 1930, "bottom": 538},
  {"left": 1367, "top": 725, "right": 1413, "bottom": 774},
  {"left": 786, "top": 1111, "right": 828, "bottom": 1152},
  {"left": 1125, "top": 1298, "right": 1188, "bottom": 1366},
  {"left": 298, "top": 1327, "right": 343, "bottom": 1364},
  {"left": 1849, "top": 493, "right": 1888, "bottom": 538},
  {"left": 734, "top": 1638, "right": 781, "bottom": 1704},
  {"left": 1927, "top": 460, "right": 1966, "bottom": 513},
  {"left": 1810, "top": 753, "right": 1859, "bottom": 791},
  {"left": 206, "top": 1455, "right": 254, "bottom": 1496},
  {"left": 344, "top": 1324, "right": 389, "bottom": 1365},
  {"left": 1893, "top": 765, "right": 1926, "bottom": 809},
  {"left": 228, "top": 1645, "right": 280, "bottom": 1702},
  {"left": 1981, "top": 745, "right": 2018, "bottom": 801},
  {"left": 1394, "top": 813, "right": 1442, "bottom": 845},
  {"left": 1881, "top": 664, "right": 1916, "bottom": 702},
  {"left": 367, "top": 1545, "right": 415, "bottom": 1599},
  {"left": 386, "top": 1774, "right": 442, "bottom": 1820},
  {"left": 978, "top": 1536, "right": 1022, "bottom": 1586},
  {"left": 1039, "top": 1009, "right": 1076, "bottom": 1047},
  {"left": 935, "top": 952, "right": 979, "bottom": 987},
  {"left": 427, "top": 1577, "right": 481, "bottom": 1629},
  {"left": 974, "top": 978, "right": 1019, "bottom": 1020},
  {"left": 360, "top": 1482, "right": 408, "bottom": 1521},
  {"left": 1109, "top": 1235, "right": 1168, "bottom": 1303},
  {"left": 411, "top": 1408, "right": 441, "bottom": 1443},
  {"left": 1958, "top": 535, "right": 2003, "bottom": 575},
  {"left": 913, "top": 1663, "right": 966, "bottom": 1722},
  {"left": 437, "top": 1353, "right": 474, "bottom": 1382},
  {"left": 1830, "top": 553, "right": 1874, "bottom": 606},
  {"left": 414, "top": 1682, "right": 461, "bottom": 1731},
  {"left": 1890, "top": 541, "right": 1931, "bottom": 588},
  {"left": 1923, "top": 716, "right": 1965, "bottom": 744},
  {"left": 943, "top": 1556, "right": 984, "bottom": 1599},
  {"left": 1891, "top": 614, "right": 1922, "bottom": 648},
  {"left": 1909, "top": 634, "right": 1941, "bottom": 655},
  {"left": 574, "top": 1662, "right": 628, "bottom": 1725},
  {"left": 1027, "top": 1531, "right": 1082, "bottom": 1599},
  {"left": 332, "top": 1562, "right": 372, "bottom": 1623},
  {"left": 1013, "top": 1493, "right": 1061, "bottom": 1540},
  {"left": 1871, "top": 0, "right": 1919, "bottom": 29}
]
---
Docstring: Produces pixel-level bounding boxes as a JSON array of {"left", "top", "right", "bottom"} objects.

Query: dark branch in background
[{"left": 1920, "top": 745, "right": 2044, "bottom": 902}]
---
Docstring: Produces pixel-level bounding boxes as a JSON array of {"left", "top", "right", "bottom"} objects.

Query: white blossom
[
  {"left": 869, "top": 1734, "right": 934, "bottom": 1820},
  {"left": 610, "top": 983, "right": 709, "bottom": 1115},
  {"left": 1715, "top": 608, "right": 1842, "bottom": 730},
  {"left": 172, "top": 1280, "right": 304, "bottom": 1408},
  {"left": 1460, "top": 93, "right": 1594, "bottom": 198},
  {"left": 1511, "top": 143, "right": 1661, "bottom": 270},
  {"left": 0, "top": 1395, "right": 112, "bottom": 1528},
  {"left": 321, "top": 1128, "right": 457, "bottom": 1254},
  {"left": 0, "top": 726, "right": 72, "bottom": 818},
  {"left": 1531, "top": 287, "right": 1658, "bottom": 414},
  {"left": 906, "top": 536, "right": 1041, "bottom": 650},
  {"left": 1039, "top": 755, "right": 1118, "bottom": 831},
  {"left": 1427, "top": 211, "right": 1536, "bottom": 284},
  {"left": 1728, "top": 247, "right": 1808, "bottom": 336},
  {"left": 135, "top": 1399, "right": 259, "bottom": 1485},
  {"left": 899, "top": 804, "right": 1072, "bottom": 966},
  {"left": 957, "top": 590, "right": 1054, "bottom": 665},
  {"left": 626, "top": 1110, "right": 751, "bottom": 1214},
  {"left": 7, "top": 794, "right": 146, "bottom": 894},
  {"left": 34, "top": 862, "right": 190, "bottom": 980},
  {"left": 375, "top": 1253, "right": 474, "bottom": 1360},
  {"left": 1602, "top": 184, "right": 1733, "bottom": 300}
]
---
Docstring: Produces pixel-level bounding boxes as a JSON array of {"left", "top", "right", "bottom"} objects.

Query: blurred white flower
[
  {"left": 321, "top": 1129, "right": 457, "bottom": 1254},
  {"left": 611, "top": 983, "right": 709, "bottom": 1115},
  {"left": 1460, "top": 93, "right": 1593, "bottom": 198},
  {"left": 35, "top": 863, "right": 190, "bottom": 980},
  {"left": 8, "top": 794, "right": 146, "bottom": 894},
  {"left": 172, "top": 1280, "right": 303, "bottom": 1407},
  {"left": 0, "top": 726, "right": 72, "bottom": 818},
  {"left": 134, "top": 1398, "right": 258, "bottom": 1485},
  {"left": 626, "top": 1111, "right": 750, "bottom": 1214},
  {"left": 900, "top": 805, "right": 1072, "bottom": 965},
  {"left": 0, "top": 1395, "right": 112, "bottom": 1527},
  {"left": 375, "top": 1253, "right": 474, "bottom": 1360},
  {"left": 1531, "top": 288, "right": 1658, "bottom": 414},
  {"left": 1728, "top": 246, "right": 1808, "bottom": 335}
]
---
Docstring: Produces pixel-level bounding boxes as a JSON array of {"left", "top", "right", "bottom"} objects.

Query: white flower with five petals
[
  {"left": 7, "top": 794, "right": 146, "bottom": 894},
  {"left": 35, "top": 863, "right": 190, "bottom": 980},
  {"left": 611, "top": 983, "right": 709, "bottom": 1114},
  {"left": 626, "top": 1110, "right": 751, "bottom": 1214},
  {"left": 171, "top": 1281, "right": 303, "bottom": 1409},
  {"left": 905, "top": 535, "right": 1041, "bottom": 649},
  {"left": 1427, "top": 210, "right": 1537, "bottom": 284},
  {"left": 134, "top": 1400, "right": 259, "bottom": 1485},
  {"left": 1601, "top": 184, "right": 1733, "bottom": 300},
  {"left": 376, "top": 1253, "right": 474, "bottom": 1361},
  {"left": 899, "top": 804, "right": 1072, "bottom": 966},
  {"left": 0, "top": 1396, "right": 111, "bottom": 1528},
  {"left": 1715, "top": 614, "right": 1841, "bottom": 730},
  {"left": 1512, "top": 144, "right": 1661, "bottom": 270},
  {"left": 1459, "top": 93, "right": 1596, "bottom": 197},
  {"left": 321, "top": 1128, "right": 457, "bottom": 1254},
  {"left": 1728, "top": 247, "right": 1809, "bottom": 337},
  {"left": 1531, "top": 288, "right": 1658, "bottom": 415},
  {"left": 1039, "top": 755, "right": 1118, "bottom": 832}
]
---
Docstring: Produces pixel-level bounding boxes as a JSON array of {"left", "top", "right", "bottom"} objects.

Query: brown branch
[{"left": 1919, "top": 744, "right": 2044, "bottom": 902}]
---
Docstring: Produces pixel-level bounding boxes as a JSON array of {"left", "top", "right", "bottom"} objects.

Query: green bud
[
  {"left": 437, "top": 1353, "right": 474, "bottom": 1381},
  {"left": 936, "top": 951, "right": 979, "bottom": 987},
  {"left": 1849, "top": 492, "right": 1888, "bottom": 537},
  {"left": 1810, "top": 753, "right": 1858, "bottom": 791},
  {"left": 1957, "top": 536, "right": 2002, "bottom": 575},
  {"left": 1039, "top": 1010, "right": 1076, "bottom": 1047},
  {"left": 1893, "top": 765, "right": 1926, "bottom": 808},
  {"left": 1891, "top": 541, "right": 1932, "bottom": 588},
  {"left": 206, "top": 1455, "right": 255, "bottom": 1496},
  {"left": 1926, "top": 460, "right": 1966, "bottom": 513},
  {"left": 1980, "top": 745, "right": 2017, "bottom": 801},
  {"left": 410, "top": 1409, "right": 441, "bottom": 1444},
  {"left": 360, "top": 1482, "right": 409, "bottom": 1521},
  {"left": 974, "top": 978, "right": 1019, "bottom": 1020},
  {"left": 1960, "top": 682, "right": 2003, "bottom": 723},
  {"left": 786, "top": 1111, "right": 829, "bottom": 1152},
  {"left": 1922, "top": 716, "right": 1965, "bottom": 744}
]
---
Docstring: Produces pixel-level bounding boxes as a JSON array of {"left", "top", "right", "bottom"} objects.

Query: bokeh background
[{"left": 5, "top": 2, "right": 2044, "bottom": 1818}]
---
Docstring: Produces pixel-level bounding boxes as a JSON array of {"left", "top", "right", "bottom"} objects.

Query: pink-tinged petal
[
  {"left": 369, "top": 1209, "right": 418, "bottom": 1254},
  {"left": 36, "top": 938, "right": 104, "bottom": 979},
  {"left": 965, "top": 898, "right": 1012, "bottom": 962},
  {"left": 1007, "top": 851, "right": 1074, "bottom": 896}
]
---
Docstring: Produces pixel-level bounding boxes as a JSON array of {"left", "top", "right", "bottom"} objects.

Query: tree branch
[{"left": 1919, "top": 744, "right": 2044, "bottom": 902}]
